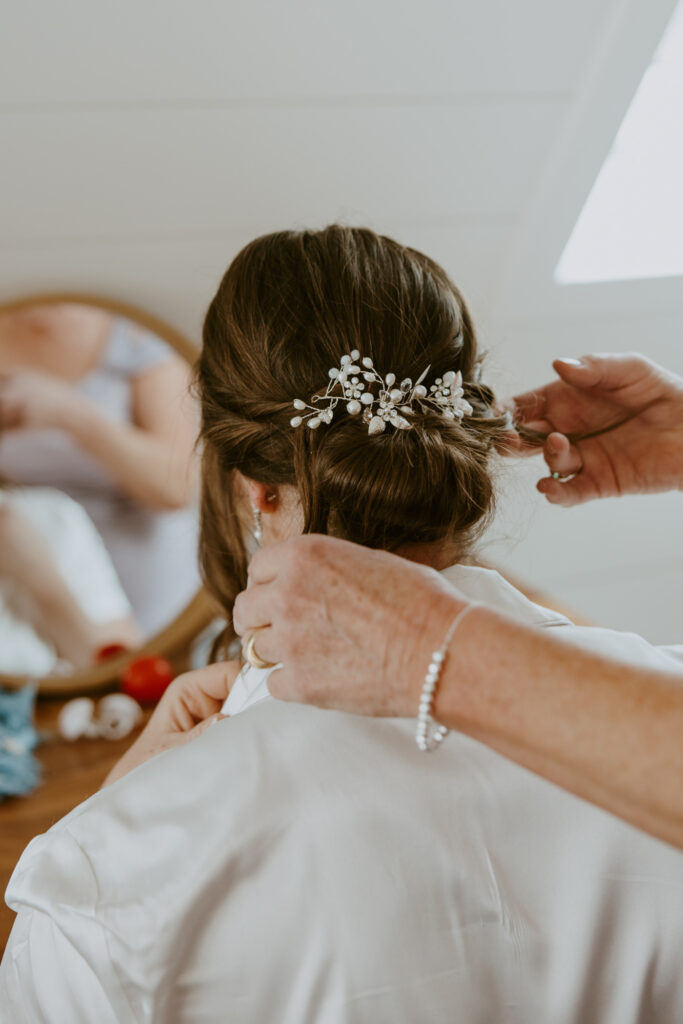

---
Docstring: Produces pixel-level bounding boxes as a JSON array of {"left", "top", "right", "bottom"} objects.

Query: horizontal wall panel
[
  {"left": 0, "top": 1, "right": 608, "bottom": 106},
  {"left": 0, "top": 103, "right": 562, "bottom": 243}
]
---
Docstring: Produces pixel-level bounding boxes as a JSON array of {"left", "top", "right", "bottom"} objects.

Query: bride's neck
[{"left": 394, "top": 540, "right": 463, "bottom": 571}]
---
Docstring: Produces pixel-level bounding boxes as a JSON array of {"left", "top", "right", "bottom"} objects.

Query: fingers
[
  {"left": 246, "top": 533, "right": 336, "bottom": 585},
  {"left": 165, "top": 661, "right": 242, "bottom": 730},
  {"left": 247, "top": 541, "right": 289, "bottom": 585},
  {"left": 246, "top": 624, "right": 280, "bottom": 665},
  {"left": 166, "top": 713, "right": 226, "bottom": 747},
  {"left": 553, "top": 353, "right": 654, "bottom": 394},
  {"left": 543, "top": 432, "right": 583, "bottom": 478},
  {"left": 181, "top": 660, "right": 242, "bottom": 702},
  {"left": 535, "top": 431, "right": 591, "bottom": 506},
  {"left": 497, "top": 428, "right": 545, "bottom": 458},
  {"left": 536, "top": 471, "right": 599, "bottom": 507},
  {"left": 266, "top": 665, "right": 304, "bottom": 704},
  {"left": 233, "top": 582, "right": 274, "bottom": 636},
  {"left": 510, "top": 388, "right": 548, "bottom": 426}
]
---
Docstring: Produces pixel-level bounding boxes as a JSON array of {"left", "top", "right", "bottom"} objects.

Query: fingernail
[{"left": 556, "top": 357, "right": 583, "bottom": 367}]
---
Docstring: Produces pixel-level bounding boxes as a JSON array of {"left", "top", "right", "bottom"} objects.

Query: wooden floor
[{"left": 0, "top": 696, "right": 149, "bottom": 953}]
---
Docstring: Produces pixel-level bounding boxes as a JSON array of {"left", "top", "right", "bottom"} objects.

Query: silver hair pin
[{"left": 290, "top": 346, "right": 473, "bottom": 436}]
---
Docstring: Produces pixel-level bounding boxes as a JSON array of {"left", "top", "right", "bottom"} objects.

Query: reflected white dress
[
  {"left": 0, "top": 487, "right": 132, "bottom": 676},
  {"left": 2, "top": 565, "right": 683, "bottom": 1023}
]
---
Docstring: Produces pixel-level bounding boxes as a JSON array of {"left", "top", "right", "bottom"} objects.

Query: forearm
[
  {"left": 65, "top": 400, "right": 194, "bottom": 510},
  {"left": 430, "top": 604, "right": 683, "bottom": 849}
]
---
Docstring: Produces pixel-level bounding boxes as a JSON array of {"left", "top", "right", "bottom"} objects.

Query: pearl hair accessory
[
  {"left": 416, "top": 603, "right": 480, "bottom": 752},
  {"left": 290, "top": 341, "right": 473, "bottom": 436}
]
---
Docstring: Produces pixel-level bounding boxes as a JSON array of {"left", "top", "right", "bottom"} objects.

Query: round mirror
[{"left": 0, "top": 294, "right": 214, "bottom": 695}]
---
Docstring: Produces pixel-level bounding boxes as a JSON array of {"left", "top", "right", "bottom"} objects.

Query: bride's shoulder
[{"left": 440, "top": 562, "right": 572, "bottom": 628}]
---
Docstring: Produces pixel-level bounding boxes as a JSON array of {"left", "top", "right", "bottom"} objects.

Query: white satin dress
[
  {"left": 2, "top": 565, "right": 683, "bottom": 1023},
  {"left": 0, "top": 487, "right": 132, "bottom": 676}
]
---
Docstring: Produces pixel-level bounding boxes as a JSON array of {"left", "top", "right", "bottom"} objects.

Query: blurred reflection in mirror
[{"left": 0, "top": 303, "right": 200, "bottom": 676}]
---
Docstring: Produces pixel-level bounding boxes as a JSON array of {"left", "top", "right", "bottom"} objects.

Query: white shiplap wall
[{"left": 1, "top": 0, "right": 681, "bottom": 639}]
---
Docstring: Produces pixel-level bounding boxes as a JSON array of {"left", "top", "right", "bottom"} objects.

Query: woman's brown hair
[{"left": 197, "top": 225, "right": 508, "bottom": 652}]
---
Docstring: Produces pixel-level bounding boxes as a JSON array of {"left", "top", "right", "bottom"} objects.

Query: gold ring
[{"left": 243, "top": 627, "right": 275, "bottom": 670}]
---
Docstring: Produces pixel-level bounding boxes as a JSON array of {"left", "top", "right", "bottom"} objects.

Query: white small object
[
  {"left": 341, "top": 354, "right": 351, "bottom": 365},
  {"left": 96, "top": 694, "right": 143, "bottom": 741},
  {"left": 443, "top": 370, "right": 456, "bottom": 385},
  {"left": 293, "top": 399, "right": 306, "bottom": 410},
  {"left": 360, "top": 392, "right": 374, "bottom": 405},
  {"left": 389, "top": 388, "right": 402, "bottom": 403},
  {"left": 346, "top": 400, "right": 361, "bottom": 415},
  {"left": 328, "top": 368, "right": 339, "bottom": 379},
  {"left": 362, "top": 356, "right": 373, "bottom": 368},
  {"left": 307, "top": 417, "right": 321, "bottom": 429},
  {"left": 350, "top": 348, "right": 360, "bottom": 360},
  {"left": 290, "top": 416, "right": 303, "bottom": 427},
  {"left": 57, "top": 698, "right": 99, "bottom": 741},
  {"left": 385, "top": 372, "right": 396, "bottom": 386},
  {"left": 368, "top": 416, "right": 386, "bottom": 435},
  {"left": 57, "top": 694, "right": 144, "bottom": 742}
]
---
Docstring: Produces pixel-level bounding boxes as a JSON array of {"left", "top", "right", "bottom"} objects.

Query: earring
[{"left": 252, "top": 506, "right": 263, "bottom": 546}]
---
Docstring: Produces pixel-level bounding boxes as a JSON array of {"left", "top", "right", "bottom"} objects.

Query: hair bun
[{"left": 304, "top": 399, "right": 504, "bottom": 552}]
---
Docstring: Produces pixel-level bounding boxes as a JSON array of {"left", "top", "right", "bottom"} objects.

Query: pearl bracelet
[{"left": 416, "top": 603, "right": 479, "bottom": 752}]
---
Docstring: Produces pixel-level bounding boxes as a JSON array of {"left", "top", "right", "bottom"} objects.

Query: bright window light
[{"left": 556, "top": 1, "right": 683, "bottom": 284}]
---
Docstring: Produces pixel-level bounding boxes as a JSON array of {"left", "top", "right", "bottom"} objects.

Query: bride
[{"left": 2, "top": 226, "right": 683, "bottom": 1023}]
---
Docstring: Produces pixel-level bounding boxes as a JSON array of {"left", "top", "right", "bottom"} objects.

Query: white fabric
[
  {"left": 0, "top": 487, "right": 132, "bottom": 676},
  {"left": 2, "top": 565, "right": 683, "bottom": 1023}
]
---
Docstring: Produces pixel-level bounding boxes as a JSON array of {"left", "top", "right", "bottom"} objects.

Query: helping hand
[
  {"left": 103, "top": 661, "right": 242, "bottom": 786},
  {"left": 232, "top": 536, "right": 466, "bottom": 716},
  {"left": 510, "top": 354, "right": 683, "bottom": 506}
]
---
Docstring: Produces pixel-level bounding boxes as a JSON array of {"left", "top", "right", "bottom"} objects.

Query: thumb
[
  {"left": 166, "top": 713, "right": 227, "bottom": 748},
  {"left": 553, "top": 353, "right": 651, "bottom": 394},
  {"left": 552, "top": 356, "right": 602, "bottom": 387},
  {"left": 188, "top": 712, "right": 227, "bottom": 739}
]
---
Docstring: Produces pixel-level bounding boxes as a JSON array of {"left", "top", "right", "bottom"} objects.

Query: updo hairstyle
[{"left": 197, "top": 225, "right": 508, "bottom": 648}]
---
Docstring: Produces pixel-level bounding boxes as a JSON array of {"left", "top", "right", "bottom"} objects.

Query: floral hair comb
[{"left": 290, "top": 347, "right": 473, "bottom": 436}]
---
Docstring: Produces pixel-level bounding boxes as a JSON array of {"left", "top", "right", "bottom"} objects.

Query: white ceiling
[{"left": 1, "top": 0, "right": 681, "bottom": 638}]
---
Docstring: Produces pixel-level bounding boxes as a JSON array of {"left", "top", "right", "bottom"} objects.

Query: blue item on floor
[{"left": 0, "top": 683, "right": 41, "bottom": 799}]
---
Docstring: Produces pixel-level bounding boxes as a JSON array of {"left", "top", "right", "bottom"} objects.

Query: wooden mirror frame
[{"left": 0, "top": 292, "right": 217, "bottom": 695}]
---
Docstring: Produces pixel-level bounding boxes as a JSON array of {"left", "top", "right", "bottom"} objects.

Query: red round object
[{"left": 121, "top": 656, "right": 175, "bottom": 704}]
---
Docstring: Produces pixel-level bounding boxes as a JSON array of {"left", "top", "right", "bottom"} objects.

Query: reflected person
[{"left": 0, "top": 303, "right": 199, "bottom": 633}]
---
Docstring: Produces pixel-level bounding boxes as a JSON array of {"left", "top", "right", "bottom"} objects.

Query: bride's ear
[{"left": 243, "top": 478, "right": 280, "bottom": 515}]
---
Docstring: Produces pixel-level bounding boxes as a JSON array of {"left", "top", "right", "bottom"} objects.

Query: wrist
[
  {"left": 403, "top": 579, "right": 469, "bottom": 718},
  {"left": 429, "top": 603, "right": 494, "bottom": 729}
]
